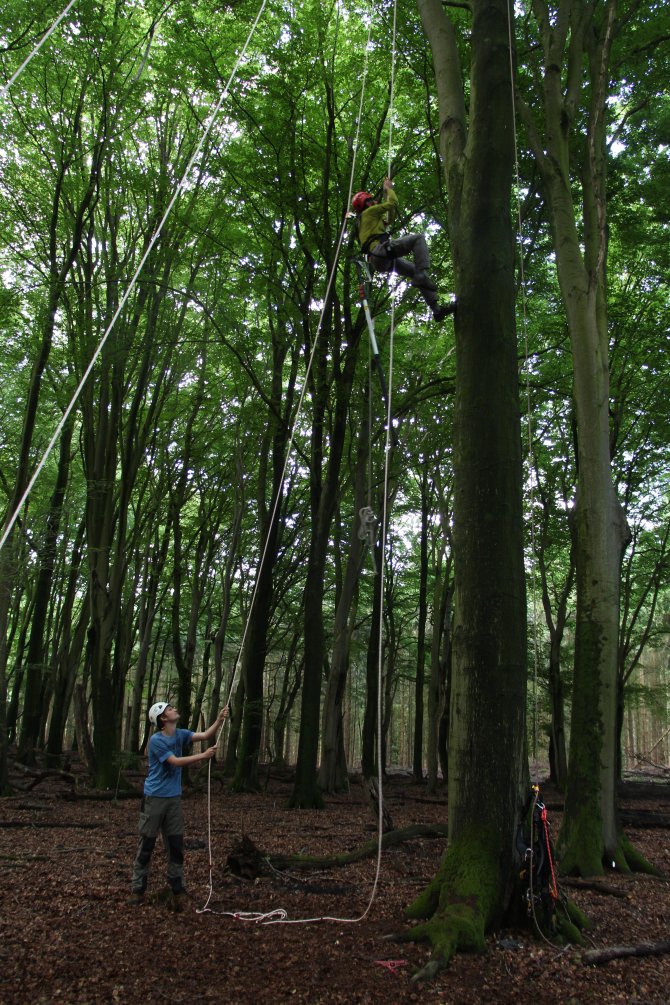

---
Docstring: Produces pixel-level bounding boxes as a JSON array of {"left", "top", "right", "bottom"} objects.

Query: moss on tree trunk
[
  {"left": 405, "top": 829, "right": 501, "bottom": 960},
  {"left": 411, "top": 0, "right": 529, "bottom": 973}
]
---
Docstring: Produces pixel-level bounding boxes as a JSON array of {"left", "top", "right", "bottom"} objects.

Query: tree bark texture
[
  {"left": 413, "top": 468, "right": 430, "bottom": 782},
  {"left": 18, "top": 422, "right": 74, "bottom": 763},
  {"left": 409, "top": 0, "right": 527, "bottom": 969},
  {"left": 517, "top": 0, "right": 633, "bottom": 874},
  {"left": 318, "top": 409, "right": 369, "bottom": 793}
]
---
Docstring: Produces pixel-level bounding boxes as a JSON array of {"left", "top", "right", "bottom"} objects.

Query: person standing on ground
[
  {"left": 130, "top": 701, "right": 228, "bottom": 909},
  {"left": 352, "top": 176, "right": 456, "bottom": 322}
]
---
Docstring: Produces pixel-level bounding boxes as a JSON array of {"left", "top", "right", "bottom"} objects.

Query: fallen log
[
  {"left": 59, "top": 788, "right": 141, "bottom": 801},
  {"left": 583, "top": 941, "right": 670, "bottom": 965},
  {"left": 227, "top": 823, "right": 449, "bottom": 879},
  {"left": 11, "top": 762, "right": 76, "bottom": 790},
  {"left": 0, "top": 820, "right": 102, "bottom": 829},
  {"left": 618, "top": 809, "right": 670, "bottom": 830}
]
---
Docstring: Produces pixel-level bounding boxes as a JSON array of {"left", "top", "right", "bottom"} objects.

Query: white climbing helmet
[{"left": 148, "top": 701, "right": 170, "bottom": 725}]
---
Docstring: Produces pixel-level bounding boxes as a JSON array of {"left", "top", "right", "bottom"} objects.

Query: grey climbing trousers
[
  {"left": 131, "top": 795, "right": 185, "bottom": 894},
  {"left": 368, "top": 233, "right": 438, "bottom": 308}
]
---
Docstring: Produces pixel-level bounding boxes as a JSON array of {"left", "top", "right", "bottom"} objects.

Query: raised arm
[{"left": 191, "top": 705, "right": 229, "bottom": 743}]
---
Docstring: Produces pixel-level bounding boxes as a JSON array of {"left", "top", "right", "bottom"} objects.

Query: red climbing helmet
[{"left": 352, "top": 191, "right": 373, "bottom": 213}]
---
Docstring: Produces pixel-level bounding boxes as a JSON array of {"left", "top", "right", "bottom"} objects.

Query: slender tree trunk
[
  {"left": 0, "top": 110, "right": 105, "bottom": 790},
  {"left": 547, "top": 630, "right": 569, "bottom": 790},
  {"left": 537, "top": 496, "right": 575, "bottom": 791},
  {"left": 73, "top": 682, "right": 96, "bottom": 775},
  {"left": 318, "top": 415, "right": 369, "bottom": 793},
  {"left": 361, "top": 542, "right": 383, "bottom": 780},
  {"left": 413, "top": 469, "right": 430, "bottom": 782},
  {"left": 272, "top": 645, "right": 302, "bottom": 766},
  {"left": 224, "top": 677, "right": 245, "bottom": 776},
  {"left": 210, "top": 462, "right": 244, "bottom": 720},
  {"left": 290, "top": 303, "right": 363, "bottom": 808},
  {"left": 18, "top": 422, "right": 74, "bottom": 762},
  {"left": 233, "top": 434, "right": 284, "bottom": 791},
  {"left": 5, "top": 595, "right": 34, "bottom": 745},
  {"left": 45, "top": 518, "right": 87, "bottom": 765},
  {"left": 233, "top": 309, "right": 299, "bottom": 791},
  {"left": 125, "top": 523, "right": 170, "bottom": 752},
  {"left": 46, "top": 599, "right": 88, "bottom": 766},
  {"left": 427, "top": 554, "right": 453, "bottom": 793}
]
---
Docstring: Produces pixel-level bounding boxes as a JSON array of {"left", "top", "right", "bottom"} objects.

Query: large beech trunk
[
  {"left": 406, "top": 0, "right": 528, "bottom": 970},
  {"left": 516, "top": 0, "right": 637, "bottom": 874}
]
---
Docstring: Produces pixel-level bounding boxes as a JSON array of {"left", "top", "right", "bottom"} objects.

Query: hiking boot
[
  {"left": 129, "top": 891, "right": 145, "bottom": 906},
  {"left": 433, "top": 301, "right": 457, "bottom": 322},
  {"left": 413, "top": 270, "right": 437, "bottom": 291},
  {"left": 171, "top": 890, "right": 188, "bottom": 913}
]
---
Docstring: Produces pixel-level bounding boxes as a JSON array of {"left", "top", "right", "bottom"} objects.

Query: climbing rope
[
  {"left": 0, "top": 0, "right": 76, "bottom": 102},
  {"left": 387, "top": 0, "right": 397, "bottom": 177},
  {"left": 199, "top": 0, "right": 400, "bottom": 926},
  {"left": 199, "top": 10, "right": 376, "bottom": 921},
  {"left": 357, "top": 0, "right": 398, "bottom": 554},
  {"left": 211, "top": 7, "right": 374, "bottom": 727},
  {"left": 526, "top": 785, "right": 561, "bottom": 948},
  {"left": 0, "top": 0, "right": 269, "bottom": 556},
  {"left": 506, "top": 0, "right": 540, "bottom": 759}
]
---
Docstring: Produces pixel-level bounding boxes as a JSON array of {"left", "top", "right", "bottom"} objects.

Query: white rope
[
  {"left": 506, "top": 1, "right": 540, "bottom": 758},
  {"left": 198, "top": 4, "right": 399, "bottom": 925},
  {"left": 0, "top": 0, "right": 269, "bottom": 556},
  {"left": 201, "top": 276, "right": 399, "bottom": 929},
  {"left": 0, "top": 0, "right": 76, "bottom": 102},
  {"left": 212, "top": 19, "right": 373, "bottom": 725},
  {"left": 386, "top": 0, "right": 397, "bottom": 176},
  {"left": 357, "top": 0, "right": 398, "bottom": 922}
]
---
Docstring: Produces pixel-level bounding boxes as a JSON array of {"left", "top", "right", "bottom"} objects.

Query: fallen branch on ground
[
  {"left": 583, "top": 941, "right": 670, "bottom": 965},
  {"left": 227, "top": 823, "right": 448, "bottom": 879},
  {"left": 60, "top": 789, "right": 141, "bottom": 801},
  {"left": 11, "top": 762, "right": 76, "bottom": 790},
  {"left": 0, "top": 821, "right": 103, "bottom": 830}
]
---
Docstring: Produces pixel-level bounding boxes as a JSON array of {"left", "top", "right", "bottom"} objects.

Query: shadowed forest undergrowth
[{"left": 1, "top": 765, "right": 669, "bottom": 1004}]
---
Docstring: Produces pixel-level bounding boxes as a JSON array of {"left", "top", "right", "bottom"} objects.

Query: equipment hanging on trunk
[{"left": 517, "top": 784, "right": 560, "bottom": 932}]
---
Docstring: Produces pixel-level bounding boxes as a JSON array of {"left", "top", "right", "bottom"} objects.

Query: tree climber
[
  {"left": 130, "top": 700, "right": 228, "bottom": 910},
  {"left": 352, "top": 177, "right": 456, "bottom": 322}
]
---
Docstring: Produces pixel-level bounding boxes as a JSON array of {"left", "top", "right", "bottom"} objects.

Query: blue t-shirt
[{"left": 144, "top": 728, "right": 195, "bottom": 797}]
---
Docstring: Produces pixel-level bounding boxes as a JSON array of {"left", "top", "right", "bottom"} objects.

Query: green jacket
[{"left": 357, "top": 188, "right": 398, "bottom": 252}]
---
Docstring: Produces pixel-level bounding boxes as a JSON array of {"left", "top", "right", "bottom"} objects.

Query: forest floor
[{"left": 1, "top": 761, "right": 669, "bottom": 1005}]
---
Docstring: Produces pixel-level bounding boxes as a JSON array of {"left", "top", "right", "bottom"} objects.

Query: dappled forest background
[{"left": 0, "top": 0, "right": 668, "bottom": 796}]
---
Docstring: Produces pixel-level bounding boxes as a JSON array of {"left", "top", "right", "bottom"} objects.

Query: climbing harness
[
  {"left": 518, "top": 785, "right": 560, "bottom": 936},
  {"left": 360, "top": 230, "right": 393, "bottom": 257},
  {"left": 0, "top": 0, "right": 76, "bottom": 101}
]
